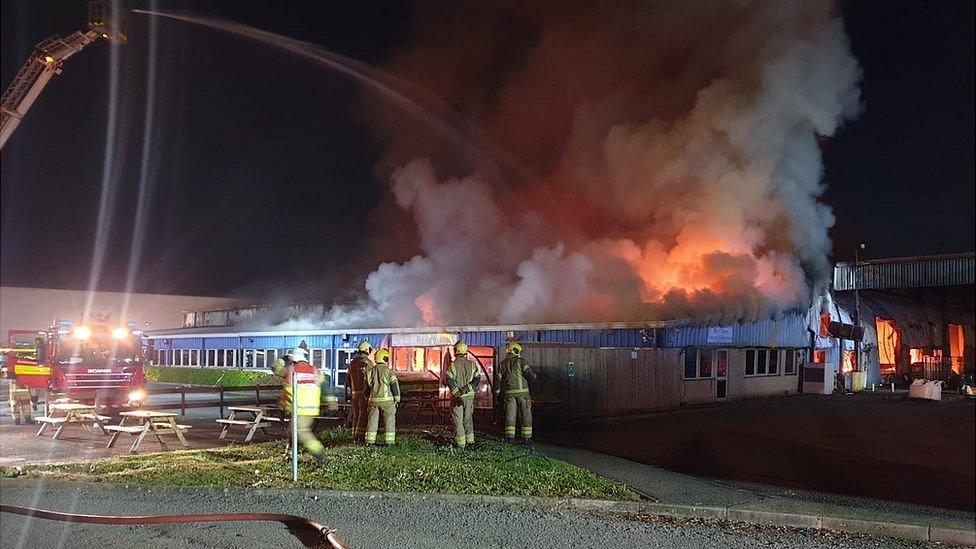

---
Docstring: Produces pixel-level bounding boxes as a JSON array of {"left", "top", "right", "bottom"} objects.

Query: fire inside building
[{"left": 145, "top": 253, "right": 974, "bottom": 419}]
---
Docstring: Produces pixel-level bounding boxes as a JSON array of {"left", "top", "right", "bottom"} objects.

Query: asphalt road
[
  {"left": 542, "top": 393, "right": 976, "bottom": 511},
  {"left": 0, "top": 480, "right": 936, "bottom": 549}
]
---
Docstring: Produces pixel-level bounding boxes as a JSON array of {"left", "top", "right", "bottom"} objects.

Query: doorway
[{"left": 715, "top": 349, "right": 729, "bottom": 399}]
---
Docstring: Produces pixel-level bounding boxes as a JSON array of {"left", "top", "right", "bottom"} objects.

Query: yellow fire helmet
[
  {"left": 453, "top": 341, "right": 468, "bottom": 356},
  {"left": 357, "top": 340, "right": 373, "bottom": 354},
  {"left": 374, "top": 348, "right": 391, "bottom": 364},
  {"left": 505, "top": 341, "right": 523, "bottom": 356}
]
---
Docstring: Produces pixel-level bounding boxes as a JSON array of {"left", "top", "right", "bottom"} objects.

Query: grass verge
[
  {"left": 4, "top": 427, "right": 636, "bottom": 501},
  {"left": 144, "top": 366, "right": 281, "bottom": 387}
]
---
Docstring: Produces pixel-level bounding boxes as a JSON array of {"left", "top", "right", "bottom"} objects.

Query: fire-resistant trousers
[
  {"left": 9, "top": 396, "right": 31, "bottom": 424},
  {"left": 451, "top": 397, "right": 475, "bottom": 447},
  {"left": 365, "top": 401, "right": 397, "bottom": 445},
  {"left": 296, "top": 415, "right": 325, "bottom": 457},
  {"left": 351, "top": 393, "right": 369, "bottom": 442},
  {"left": 505, "top": 395, "right": 532, "bottom": 440}
]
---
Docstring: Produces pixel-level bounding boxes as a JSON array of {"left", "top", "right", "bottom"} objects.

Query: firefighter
[
  {"left": 274, "top": 347, "right": 326, "bottom": 463},
  {"left": 494, "top": 341, "right": 537, "bottom": 443},
  {"left": 347, "top": 340, "right": 374, "bottom": 443},
  {"left": 364, "top": 348, "right": 400, "bottom": 446},
  {"left": 446, "top": 341, "right": 480, "bottom": 448},
  {"left": 8, "top": 377, "right": 32, "bottom": 425}
]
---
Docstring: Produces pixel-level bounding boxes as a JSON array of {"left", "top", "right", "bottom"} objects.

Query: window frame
[
  {"left": 784, "top": 349, "right": 798, "bottom": 375},
  {"left": 682, "top": 348, "right": 716, "bottom": 380},
  {"left": 745, "top": 348, "right": 787, "bottom": 377}
]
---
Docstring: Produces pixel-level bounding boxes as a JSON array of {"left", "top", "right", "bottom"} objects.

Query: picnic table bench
[
  {"left": 216, "top": 405, "right": 283, "bottom": 442},
  {"left": 35, "top": 403, "right": 110, "bottom": 439},
  {"left": 105, "top": 410, "right": 190, "bottom": 454}
]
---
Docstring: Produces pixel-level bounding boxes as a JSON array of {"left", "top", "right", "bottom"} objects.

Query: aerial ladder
[{"left": 0, "top": 1, "right": 126, "bottom": 150}]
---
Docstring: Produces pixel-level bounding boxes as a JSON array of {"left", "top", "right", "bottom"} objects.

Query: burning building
[{"left": 816, "top": 253, "right": 975, "bottom": 388}]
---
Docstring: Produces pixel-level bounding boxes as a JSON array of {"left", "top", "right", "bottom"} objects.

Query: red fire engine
[{"left": 6, "top": 319, "right": 147, "bottom": 407}]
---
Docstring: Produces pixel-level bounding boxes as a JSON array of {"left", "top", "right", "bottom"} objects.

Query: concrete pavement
[
  {"left": 534, "top": 442, "right": 976, "bottom": 545},
  {"left": 0, "top": 479, "right": 949, "bottom": 549}
]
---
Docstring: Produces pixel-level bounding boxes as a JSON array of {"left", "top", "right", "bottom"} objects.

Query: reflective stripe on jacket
[
  {"left": 278, "top": 361, "right": 323, "bottom": 416},
  {"left": 364, "top": 363, "right": 400, "bottom": 404},
  {"left": 446, "top": 357, "right": 479, "bottom": 400},
  {"left": 494, "top": 355, "right": 535, "bottom": 396}
]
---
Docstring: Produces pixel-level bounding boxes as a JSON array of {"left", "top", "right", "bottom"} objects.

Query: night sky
[{"left": 1, "top": 0, "right": 973, "bottom": 299}]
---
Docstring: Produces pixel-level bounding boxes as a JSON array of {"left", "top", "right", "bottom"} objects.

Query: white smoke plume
[{"left": 320, "top": 0, "right": 861, "bottom": 328}]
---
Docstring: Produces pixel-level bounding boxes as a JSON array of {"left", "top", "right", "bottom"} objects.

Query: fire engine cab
[{"left": 6, "top": 318, "right": 147, "bottom": 408}]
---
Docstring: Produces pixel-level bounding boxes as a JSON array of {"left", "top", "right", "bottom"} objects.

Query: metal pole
[
  {"left": 854, "top": 244, "right": 863, "bottom": 374},
  {"left": 291, "top": 364, "right": 298, "bottom": 482}
]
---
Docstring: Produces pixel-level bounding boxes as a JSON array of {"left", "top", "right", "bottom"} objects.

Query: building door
[
  {"left": 715, "top": 349, "right": 729, "bottom": 399},
  {"left": 335, "top": 349, "right": 353, "bottom": 389}
]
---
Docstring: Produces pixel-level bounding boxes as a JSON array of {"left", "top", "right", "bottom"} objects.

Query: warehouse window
[
  {"left": 225, "top": 349, "right": 237, "bottom": 367},
  {"left": 156, "top": 349, "right": 168, "bottom": 365},
  {"left": 683, "top": 349, "right": 698, "bottom": 379},
  {"left": 746, "top": 349, "right": 784, "bottom": 377},
  {"left": 948, "top": 324, "right": 965, "bottom": 374},
  {"left": 311, "top": 349, "right": 326, "bottom": 369},
  {"left": 876, "top": 318, "right": 900, "bottom": 375},
  {"left": 683, "top": 349, "right": 713, "bottom": 379},
  {"left": 784, "top": 349, "right": 796, "bottom": 375},
  {"left": 254, "top": 350, "right": 266, "bottom": 369},
  {"left": 715, "top": 349, "right": 729, "bottom": 378},
  {"left": 188, "top": 349, "right": 200, "bottom": 367}
]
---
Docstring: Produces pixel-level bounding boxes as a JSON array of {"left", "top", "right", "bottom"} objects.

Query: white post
[{"left": 291, "top": 364, "right": 298, "bottom": 482}]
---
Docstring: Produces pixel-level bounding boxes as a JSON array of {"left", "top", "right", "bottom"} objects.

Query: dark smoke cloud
[{"left": 317, "top": 0, "right": 862, "bottom": 328}]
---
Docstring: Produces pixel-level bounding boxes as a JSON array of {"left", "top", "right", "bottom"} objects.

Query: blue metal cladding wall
[
  {"left": 662, "top": 315, "right": 809, "bottom": 348},
  {"left": 170, "top": 338, "right": 203, "bottom": 350},
  {"left": 201, "top": 337, "right": 242, "bottom": 349},
  {"left": 241, "top": 336, "right": 287, "bottom": 349},
  {"left": 539, "top": 329, "right": 653, "bottom": 348},
  {"left": 152, "top": 320, "right": 806, "bottom": 354},
  {"left": 460, "top": 331, "right": 507, "bottom": 347}
]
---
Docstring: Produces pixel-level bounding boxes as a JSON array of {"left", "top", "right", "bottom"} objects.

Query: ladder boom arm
[{"left": 0, "top": 30, "right": 98, "bottom": 150}]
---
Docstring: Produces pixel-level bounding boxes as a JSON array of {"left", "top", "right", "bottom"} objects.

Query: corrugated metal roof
[
  {"left": 833, "top": 253, "right": 974, "bottom": 291},
  {"left": 662, "top": 314, "right": 809, "bottom": 348}
]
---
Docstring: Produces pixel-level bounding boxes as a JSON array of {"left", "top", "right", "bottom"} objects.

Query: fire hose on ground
[{"left": 0, "top": 504, "right": 349, "bottom": 549}]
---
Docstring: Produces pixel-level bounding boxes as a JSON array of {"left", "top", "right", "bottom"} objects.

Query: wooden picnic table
[
  {"left": 216, "top": 405, "right": 283, "bottom": 442},
  {"left": 35, "top": 403, "right": 110, "bottom": 440},
  {"left": 399, "top": 392, "right": 451, "bottom": 424},
  {"left": 104, "top": 410, "right": 191, "bottom": 454}
]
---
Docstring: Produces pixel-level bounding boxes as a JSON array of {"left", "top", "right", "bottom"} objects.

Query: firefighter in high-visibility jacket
[
  {"left": 364, "top": 348, "right": 400, "bottom": 446},
  {"left": 274, "top": 347, "right": 327, "bottom": 463},
  {"left": 347, "top": 340, "right": 374, "bottom": 443},
  {"left": 494, "top": 341, "right": 537, "bottom": 443},
  {"left": 8, "top": 377, "right": 33, "bottom": 425},
  {"left": 446, "top": 341, "right": 480, "bottom": 448}
]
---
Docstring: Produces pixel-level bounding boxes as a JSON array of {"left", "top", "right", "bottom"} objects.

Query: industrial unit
[
  {"left": 144, "top": 253, "right": 974, "bottom": 419},
  {"left": 146, "top": 315, "right": 809, "bottom": 419}
]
